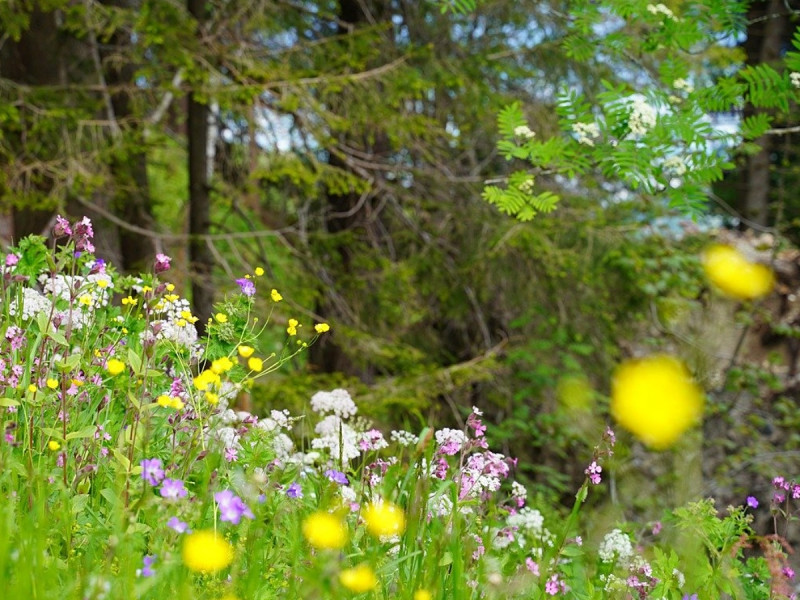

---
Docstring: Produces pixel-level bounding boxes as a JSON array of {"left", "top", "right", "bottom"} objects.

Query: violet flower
[
  {"left": 214, "top": 489, "right": 254, "bottom": 524},
  {"left": 159, "top": 478, "right": 188, "bottom": 499},
  {"left": 141, "top": 458, "right": 165, "bottom": 486},
  {"left": 235, "top": 277, "right": 256, "bottom": 297}
]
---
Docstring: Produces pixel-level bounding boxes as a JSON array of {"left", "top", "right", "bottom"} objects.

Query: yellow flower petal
[
  {"left": 611, "top": 354, "right": 704, "bottom": 449},
  {"left": 702, "top": 244, "right": 774, "bottom": 300},
  {"left": 182, "top": 531, "right": 234, "bottom": 573},
  {"left": 237, "top": 345, "right": 254, "bottom": 358},
  {"left": 302, "top": 512, "right": 347, "bottom": 550}
]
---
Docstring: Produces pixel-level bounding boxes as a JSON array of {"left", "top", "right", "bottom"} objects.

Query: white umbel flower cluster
[
  {"left": 311, "top": 414, "right": 360, "bottom": 462},
  {"left": 310, "top": 389, "right": 358, "bottom": 418},
  {"left": 598, "top": 528, "right": 634, "bottom": 565},
  {"left": 572, "top": 121, "right": 601, "bottom": 146},
  {"left": 390, "top": 430, "right": 419, "bottom": 446},
  {"left": 9, "top": 287, "right": 53, "bottom": 321},
  {"left": 628, "top": 97, "right": 657, "bottom": 136},
  {"left": 507, "top": 507, "right": 554, "bottom": 554}
]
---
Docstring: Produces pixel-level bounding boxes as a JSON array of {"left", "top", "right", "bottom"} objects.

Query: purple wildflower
[
  {"left": 286, "top": 482, "right": 303, "bottom": 498},
  {"left": 784, "top": 567, "right": 796, "bottom": 580},
  {"left": 53, "top": 215, "right": 72, "bottom": 237},
  {"left": 5, "top": 254, "right": 18, "bottom": 267},
  {"left": 159, "top": 478, "right": 188, "bottom": 499},
  {"left": 73, "top": 216, "right": 94, "bottom": 240},
  {"left": 214, "top": 489, "right": 254, "bottom": 524},
  {"left": 141, "top": 458, "right": 165, "bottom": 486},
  {"left": 746, "top": 496, "right": 759, "bottom": 509},
  {"left": 682, "top": 595, "right": 699, "bottom": 600},
  {"left": 224, "top": 446, "right": 238, "bottom": 462},
  {"left": 154, "top": 253, "right": 171, "bottom": 274},
  {"left": 235, "top": 277, "right": 256, "bottom": 297},
  {"left": 167, "top": 516, "right": 190, "bottom": 533},
  {"left": 324, "top": 469, "right": 349, "bottom": 485},
  {"left": 137, "top": 555, "right": 156, "bottom": 577},
  {"left": 651, "top": 521, "right": 662, "bottom": 535}
]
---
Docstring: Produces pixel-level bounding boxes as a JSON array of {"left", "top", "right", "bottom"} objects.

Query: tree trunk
[{"left": 187, "top": 0, "right": 214, "bottom": 335}]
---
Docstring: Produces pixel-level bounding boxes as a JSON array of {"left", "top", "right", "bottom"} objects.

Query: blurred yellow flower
[
  {"left": 27, "top": 384, "right": 37, "bottom": 393},
  {"left": 362, "top": 501, "right": 406, "bottom": 537},
  {"left": 271, "top": 289, "right": 282, "bottom": 302},
  {"left": 247, "top": 357, "right": 263, "bottom": 372},
  {"left": 287, "top": 318, "right": 299, "bottom": 336},
  {"left": 193, "top": 369, "right": 221, "bottom": 391},
  {"left": 314, "top": 323, "right": 330, "bottom": 333},
  {"left": 157, "top": 395, "right": 184, "bottom": 410},
  {"left": 237, "top": 345, "right": 254, "bottom": 358},
  {"left": 302, "top": 512, "right": 347, "bottom": 550},
  {"left": 611, "top": 355, "right": 704, "bottom": 449},
  {"left": 205, "top": 391, "right": 219, "bottom": 405},
  {"left": 702, "top": 244, "right": 774, "bottom": 300},
  {"left": 414, "top": 591, "right": 433, "bottom": 600},
  {"left": 339, "top": 564, "right": 378, "bottom": 593},
  {"left": 182, "top": 530, "right": 234, "bottom": 573},
  {"left": 78, "top": 294, "right": 92, "bottom": 307},
  {"left": 255, "top": 267, "right": 265, "bottom": 277},
  {"left": 121, "top": 296, "right": 137, "bottom": 306},
  {"left": 48, "top": 440, "right": 60, "bottom": 451},
  {"left": 46, "top": 378, "right": 59, "bottom": 390},
  {"left": 215, "top": 313, "right": 228, "bottom": 323},
  {"left": 106, "top": 359, "right": 126, "bottom": 376},
  {"left": 211, "top": 357, "right": 234, "bottom": 374},
  {"left": 166, "top": 283, "right": 175, "bottom": 292}
]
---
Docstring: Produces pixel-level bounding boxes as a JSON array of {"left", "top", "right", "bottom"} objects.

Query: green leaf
[{"left": 0, "top": 398, "right": 20, "bottom": 407}]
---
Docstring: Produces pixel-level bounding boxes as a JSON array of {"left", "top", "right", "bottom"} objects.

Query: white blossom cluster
[
  {"left": 150, "top": 296, "right": 200, "bottom": 351},
  {"left": 511, "top": 480, "right": 527, "bottom": 500},
  {"left": 628, "top": 97, "right": 657, "bottom": 136},
  {"left": 310, "top": 389, "right": 358, "bottom": 418},
  {"left": 647, "top": 3, "right": 675, "bottom": 19},
  {"left": 673, "top": 78, "right": 694, "bottom": 93},
  {"left": 791, "top": 72, "right": 800, "bottom": 88},
  {"left": 40, "top": 273, "right": 113, "bottom": 309},
  {"left": 311, "top": 414, "right": 360, "bottom": 461},
  {"left": 598, "top": 528, "right": 634, "bottom": 565},
  {"left": 518, "top": 177, "right": 536, "bottom": 194},
  {"left": 258, "top": 409, "right": 296, "bottom": 432},
  {"left": 507, "top": 507, "right": 554, "bottom": 552},
  {"left": 513, "top": 125, "right": 536, "bottom": 140},
  {"left": 663, "top": 155, "right": 687, "bottom": 176},
  {"left": 390, "top": 429, "right": 419, "bottom": 446},
  {"left": 434, "top": 428, "right": 467, "bottom": 453},
  {"left": 572, "top": 121, "right": 601, "bottom": 146},
  {"left": 9, "top": 287, "right": 53, "bottom": 321},
  {"left": 427, "top": 492, "right": 454, "bottom": 518}
]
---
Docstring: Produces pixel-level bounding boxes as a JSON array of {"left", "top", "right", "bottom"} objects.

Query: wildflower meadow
[{"left": 0, "top": 215, "right": 796, "bottom": 600}]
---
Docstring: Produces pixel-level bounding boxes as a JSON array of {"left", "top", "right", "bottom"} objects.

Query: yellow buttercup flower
[
  {"left": 106, "top": 359, "right": 126, "bottom": 376},
  {"left": 215, "top": 313, "right": 228, "bottom": 323},
  {"left": 27, "top": 384, "right": 37, "bottom": 393},
  {"left": 182, "top": 530, "right": 234, "bottom": 573},
  {"left": 414, "top": 591, "right": 433, "bottom": 600},
  {"left": 211, "top": 357, "right": 234, "bottom": 374},
  {"left": 79, "top": 294, "right": 92, "bottom": 307},
  {"left": 270, "top": 289, "right": 282, "bottom": 302},
  {"left": 611, "top": 354, "right": 704, "bottom": 449},
  {"left": 339, "top": 564, "right": 378, "bottom": 593},
  {"left": 237, "top": 345, "right": 254, "bottom": 358},
  {"left": 314, "top": 323, "right": 330, "bottom": 333},
  {"left": 247, "top": 357, "right": 263, "bottom": 372},
  {"left": 48, "top": 440, "right": 61, "bottom": 451},
  {"left": 362, "top": 501, "right": 406, "bottom": 537},
  {"left": 166, "top": 283, "right": 175, "bottom": 292},
  {"left": 702, "top": 244, "right": 774, "bottom": 300},
  {"left": 287, "top": 318, "right": 299, "bottom": 336},
  {"left": 165, "top": 294, "right": 179, "bottom": 302},
  {"left": 302, "top": 512, "right": 347, "bottom": 550},
  {"left": 205, "top": 391, "right": 219, "bottom": 405},
  {"left": 193, "top": 369, "right": 221, "bottom": 391},
  {"left": 121, "top": 295, "right": 137, "bottom": 306},
  {"left": 46, "top": 378, "right": 59, "bottom": 390},
  {"left": 255, "top": 267, "right": 265, "bottom": 277}
]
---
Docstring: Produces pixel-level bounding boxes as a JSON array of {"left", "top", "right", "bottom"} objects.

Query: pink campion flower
[
  {"left": 773, "top": 476, "right": 788, "bottom": 490},
  {"left": 53, "top": 215, "right": 72, "bottom": 237},
  {"left": 545, "top": 574, "right": 561, "bottom": 596},
  {"left": 651, "top": 521, "right": 662, "bottom": 535},
  {"left": 774, "top": 492, "right": 786, "bottom": 504},
  {"left": 783, "top": 567, "right": 796, "bottom": 580},
  {"left": 5, "top": 254, "right": 18, "bottom": 267},
  {"left": 792, "top": 484, "right": 800, "bottom": 499},
  {"left": 73, "top": 216, "right": 94, "bottom": 240},
  {"left": 525, "top": 558, "right": 540, "bottom": 576},
  {"left": 585, "top": 461, "right": 602, "bottom": 485},
  {"left": 154, "top": 253, "right": 171, "bottom": 273}
]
